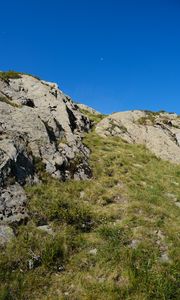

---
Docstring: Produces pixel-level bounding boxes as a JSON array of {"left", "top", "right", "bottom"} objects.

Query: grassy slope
[{"left": 0, "top": 114, "right": 180, "bottom": 300}]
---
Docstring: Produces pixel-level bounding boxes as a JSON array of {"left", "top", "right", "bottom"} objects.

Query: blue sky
[{"left": 0, "top": 0, "right": 180, "bottom": 114}]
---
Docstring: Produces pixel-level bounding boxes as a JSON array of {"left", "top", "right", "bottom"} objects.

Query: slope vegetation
[{"left": 0, "top": 111, "right": 179, "bottom": 300}]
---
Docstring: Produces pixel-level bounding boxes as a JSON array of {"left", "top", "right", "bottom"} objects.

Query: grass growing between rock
[
  {"left": 0, "top": 71, "right": 22, "bottom": 83},
  {"left": 0, "top": 127, "right": 180, "bottom": 299},
  {"left": 0, "top": 71, "right": 40, "bottom": 84},
  {"left": 79, "top": 109, "right": 106, "bottom": 124}
]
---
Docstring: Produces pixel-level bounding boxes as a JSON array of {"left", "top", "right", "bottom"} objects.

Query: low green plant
[{"left": 79, "top": 108, "right": 106, "bottom": 125}]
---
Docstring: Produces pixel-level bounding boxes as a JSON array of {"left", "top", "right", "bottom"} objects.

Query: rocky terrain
[
  {"left": 0, "top": 72, "right": 179, "bottom": 300},
  {"left": 96, "top": 110, "right": 180, "bottom": 164},
  {"left": 0, "top": 72, "right": 92, "bottom": 240}
]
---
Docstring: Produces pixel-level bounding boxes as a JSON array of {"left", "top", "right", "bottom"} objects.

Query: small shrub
[
  {"left": 50, "top": 197, "right": 94, "bottom": 231},
  {"left": 33, "top": 156, "right": 46, "bottom": 175},
  {"left": 41, "top": 235, "right": 66, "bottom": 269}
]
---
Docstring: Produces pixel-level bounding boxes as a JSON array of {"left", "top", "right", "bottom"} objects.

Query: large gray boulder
[
  {"left": 0, "top": 74, "right": 92, "bottom": 180},
  {"left": 96, "top": 110, "right": 180, "bottom": 164},
  {"left": 0, "top": 73, "right": 92, "bottom": 228}
]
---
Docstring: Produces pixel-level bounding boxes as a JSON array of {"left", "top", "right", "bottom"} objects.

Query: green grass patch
[
  {"left": 0, "top": 71, "right": 21, "bottom": 83},
  {"left": 79, "top": 109, "right": 106, "bottom": 125},
  {"left": 0, "top": 131, "right": 180, "bottom": 299}
]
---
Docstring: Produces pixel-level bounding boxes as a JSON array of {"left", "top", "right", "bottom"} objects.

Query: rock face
[
  {"left": 96, "top": 110, "right": 180, "bottom": 164},
  {"left": 0, "top": 74, "right": 92, "bottom": 229},
  {"left": 0, "top": 183, "right": 28, "bottom": 225}
]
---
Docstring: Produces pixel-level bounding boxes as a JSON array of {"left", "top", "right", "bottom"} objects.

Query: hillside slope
[
  {"left": 96, "top": 110, "right": 180, "bottom": 164},
  {"left": 0, "top": 72, "right": 180, "bottom": 300},
  {"left": 0, "top": 72, "right": 92, "bottom": 229}
]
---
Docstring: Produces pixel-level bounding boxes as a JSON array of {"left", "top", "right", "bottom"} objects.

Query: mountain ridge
[{"left": 0, "top": 71, "right": 179, "bottom": 300}]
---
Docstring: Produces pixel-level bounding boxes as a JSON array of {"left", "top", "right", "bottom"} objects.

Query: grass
[
  {"left": 79, "top": 108, "right": 106, "bottom": 124},
  {"left": 136, "top": 110, "right": 180, "bottom": 126},
  {"left": 0, "top": 71, "right": 40, "bottom": 84},
  {"left": 136, "top": 110, "right": 165, "bottom": 125},
  {"left": 0, "top": 71, "right": 21, "bottom": 83},
  {"left": 0, "top": 112, "right": 180, "bottom": 299}
]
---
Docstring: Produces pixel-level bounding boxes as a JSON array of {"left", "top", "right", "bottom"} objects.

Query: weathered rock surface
[
  {"left": 0, "top": 183, "right": 28, "bottom": 225},
  {"left": 0, "top": 73, "right": 92, "bottom": 228},
  {"left": 96, "top": 110, "right": 180, "bottom": 164},
  {"left": 77, "top": 103, "right": 101, "bottom": 115}
]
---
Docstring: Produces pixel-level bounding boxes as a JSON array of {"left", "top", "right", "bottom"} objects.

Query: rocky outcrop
[
  {"left": 96, "top": 110, "right": 180, "bottom": 164},
  {"left": 77, "top": 103, "right": 101, "bottom": 115},
  {"left": 0, "top": 73, "right": 92, "bottom": 230},
  {"left": 0, "top": 183, "right": 28, "bottom": 225}
]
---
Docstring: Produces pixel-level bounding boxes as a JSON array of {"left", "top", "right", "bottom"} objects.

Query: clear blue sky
[{"left": 1, "top": 0, "right": 180, "bottom": 114}]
